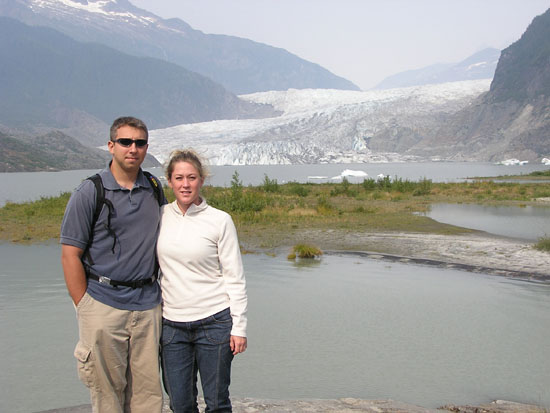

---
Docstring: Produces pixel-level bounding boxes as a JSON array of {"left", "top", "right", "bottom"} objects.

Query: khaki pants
[{"left": 74, "top": 292, "right": 163, "bottom": 413}]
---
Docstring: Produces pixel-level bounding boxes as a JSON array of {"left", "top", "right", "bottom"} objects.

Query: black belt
[{"left": 86, "top": 271, "right": 158, "bottom": 289}]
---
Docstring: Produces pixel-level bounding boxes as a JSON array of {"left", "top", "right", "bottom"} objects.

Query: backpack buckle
[{"left": 98, "top": 275, "right": 112, "bottom": 285}]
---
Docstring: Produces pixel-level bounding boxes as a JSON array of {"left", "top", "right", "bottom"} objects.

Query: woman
[{"left": 157, "top": 149, "right": 248, "bottom": 413}]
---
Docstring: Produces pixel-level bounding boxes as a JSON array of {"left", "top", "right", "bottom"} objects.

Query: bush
[
  {"left": 285, "top": 182, "right": 310, "bottom": 197},
  {"left": 362, "top": 178, "right": 376, "bottom": 191},
  {"left": 288, "top": 243, "right": 323, "bottom": 259},
  {"left": 534, "top": 236, "right": 550, "bottom": 252},
  {"left": 262, "top": 174, "right": 279, "bottom": 193},
  {"left": 231, "top": 170, "right": 243, "bottom": 199},
  {"left": 413, "top": 178, "right": 433, "bottom": 196},
  {"left": 316, "top": 196, "right": 336, "bottom": 215},
  {"left": 330, "top": 177, "right": 358, "bottom": 197}
]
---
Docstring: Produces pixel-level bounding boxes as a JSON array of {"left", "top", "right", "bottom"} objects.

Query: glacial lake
[
  {"left": 1, "top": 162, "right": 550, "bottom": 411},
  {"left": 422, "top": 203, "right": 550, "bottom": 241},
  {"left": 1, "top": 161, "right": 549, "bottom": 206},
  {"left": 1, "top": 244, "right": 549, "bottom": 413}
]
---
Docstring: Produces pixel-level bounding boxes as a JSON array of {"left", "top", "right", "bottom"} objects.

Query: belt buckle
[{"left": 98, "top": 276, "right": 112, "bottom": 285}]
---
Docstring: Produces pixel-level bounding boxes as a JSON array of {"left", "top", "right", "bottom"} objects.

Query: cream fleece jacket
[{"left": 157, "top": 199, "right": 248, "bottom": 337}]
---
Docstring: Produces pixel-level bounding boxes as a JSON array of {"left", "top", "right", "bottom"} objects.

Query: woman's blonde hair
[{"left": 165, "top": 149, "right": 208, "bottom": 181}]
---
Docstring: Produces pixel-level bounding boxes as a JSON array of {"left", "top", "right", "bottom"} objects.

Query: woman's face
[{"left": 168, "top": 161, "right": 204, "bottom": 213}]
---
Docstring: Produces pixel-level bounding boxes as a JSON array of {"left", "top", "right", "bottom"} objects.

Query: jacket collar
[{"left": 170, "top": 198, "right": 207, "bottom": 216}]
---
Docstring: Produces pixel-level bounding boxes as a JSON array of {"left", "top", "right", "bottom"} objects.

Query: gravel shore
[{"left": 280, "top": 229, "right": 550, "bottom": 282}]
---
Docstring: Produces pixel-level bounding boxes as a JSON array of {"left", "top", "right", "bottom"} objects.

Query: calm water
[
  {"left": 423, "top": 204, "right": 550, "bottom": 241},
  {"left": 1, "top": 162, "right": 548, "bottom": 206},
  {"left": 1, "top": 244, "right": 549, "bottom": 412}
]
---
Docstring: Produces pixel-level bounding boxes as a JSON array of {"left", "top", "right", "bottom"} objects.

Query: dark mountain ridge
[
  {"left": 0, "top": 130, "right": 160, "bottom": 172},
  {"left": 0, "top": 17, "right": 276, "bottom": 146},
  {"left": 0, "top": 0, "right": 360, "bottom": 94}
]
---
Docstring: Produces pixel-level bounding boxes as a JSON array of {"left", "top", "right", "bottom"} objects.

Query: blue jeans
[{"left": 161, "top": 308, "right": 234, "bottom": 413}]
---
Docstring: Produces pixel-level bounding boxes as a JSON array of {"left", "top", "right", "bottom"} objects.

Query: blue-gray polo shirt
[{"left": 60, "top": 166, "right": 166, "bottom": 311}]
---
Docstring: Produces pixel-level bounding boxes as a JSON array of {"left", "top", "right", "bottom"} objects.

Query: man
[{"left": 60, "top": 116, "right": 165, "bottom": 412}]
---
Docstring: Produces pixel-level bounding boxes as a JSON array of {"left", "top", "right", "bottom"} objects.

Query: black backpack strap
[
  {"left": 143, "top": 170, "right": 162, "bottom": 206},
  {"left": 83, "top": 174, "right": 116, "bottom": 266},
  {"left": 143, "top": 170, "right": 164, "bottom": 277}
]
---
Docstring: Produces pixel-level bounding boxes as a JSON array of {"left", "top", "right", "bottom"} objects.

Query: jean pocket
[
  {"left": 204, "top": 315, "right": 232, "bottom": 345},
  {"left": 161, "top": 323, "right": 177, "bottom": 346},
  {"left": 74, "top": 341, "right": 94, "bottom": 389}
]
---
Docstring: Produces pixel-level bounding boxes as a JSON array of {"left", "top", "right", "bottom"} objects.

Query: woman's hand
[{"left": 230, "top": 335, "right": 247, "bottom": 355}]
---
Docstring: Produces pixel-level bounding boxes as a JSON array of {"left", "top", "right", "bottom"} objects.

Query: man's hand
[{"left": 61, "top": 245, "right": 87, "bottom": 306}]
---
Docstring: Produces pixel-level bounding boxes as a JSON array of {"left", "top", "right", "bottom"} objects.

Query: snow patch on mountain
[
  {"left": 30, "top": 0, "right": 160, "bottom": 26},
  {"left": 148, "top": 80, "right": 491, "bottom": 166}
]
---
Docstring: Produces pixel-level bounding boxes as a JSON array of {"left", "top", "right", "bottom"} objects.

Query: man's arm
[{"left": 61, "top": 244, "right": 87, "bottom": 306}]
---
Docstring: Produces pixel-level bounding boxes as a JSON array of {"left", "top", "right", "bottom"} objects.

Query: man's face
[{"left": 107, "top": 125, "right": 148, "bottom": 172}]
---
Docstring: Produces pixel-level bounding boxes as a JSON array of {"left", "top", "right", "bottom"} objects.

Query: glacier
[{"left": 148, "top": 80, "right": 492, "bottom": 166}]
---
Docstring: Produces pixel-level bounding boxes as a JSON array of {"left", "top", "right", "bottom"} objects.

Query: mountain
[
  {"left": 375, "top": 48, "right": 500, "bottom": 90},
  {"left": 0, "top": 130, "right": 108, "bottom": 172},
  {"left": 0, "top": 17, "right": 276, "bottom": 146},
  {"left": 0, "top": 0, "right": 360, "bottom": 94},
  {"left": 146, "top": 81, "right": 491, "bottom": 165},
  {"left": 408, "top": 8, "right": 550, "bottom": 161}
]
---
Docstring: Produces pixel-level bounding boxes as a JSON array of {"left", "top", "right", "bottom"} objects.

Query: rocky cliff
[{"left": 408, "top": 8, "right": 550, "bottom": 162}]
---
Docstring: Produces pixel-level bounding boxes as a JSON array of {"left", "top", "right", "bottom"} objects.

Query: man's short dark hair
[{"left": 110, "top": 116, "right": 149, "bottom": 141}]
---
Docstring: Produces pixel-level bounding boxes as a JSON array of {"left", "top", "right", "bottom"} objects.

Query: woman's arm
[{"left": 218, "top": 213, "right": 248, "bottom": 340}]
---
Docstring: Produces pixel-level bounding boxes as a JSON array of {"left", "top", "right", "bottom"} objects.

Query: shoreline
[
  {"left": 254, "top": 230, "right": 550, "bottom": 282},
  {"left": 38, "top": 398, "right": 547, "bottom": 412}
]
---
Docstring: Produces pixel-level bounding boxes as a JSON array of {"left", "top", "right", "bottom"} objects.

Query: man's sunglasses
[{"left": 113, "top": 138, "right": 148, "bottom": 148}]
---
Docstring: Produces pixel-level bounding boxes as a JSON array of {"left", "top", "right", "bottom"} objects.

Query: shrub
[
  {"left": 362, "top": 178, "right": 376, "bottom": 191},
  {"left": 262, "top": 174, "right": 279, "bottom": 193},
  {"left": 330, "top": 177, "right": 358, "bottom": 197},
  {"left": 286, "top": 182, "right": 310, "bottom": 197},
  {"left": 231, "top": 170, "right": 243, "bottom": 199},
  {"left": 534, "top": 236, "right": 550, "bottom": 252},
  {"left": 316, "top": 196, "right": 336, "bottom": 215},
  {"left": 288, "top": 243, "right": 323, "bottom": 259},
  {"left": 413, "top": 178, "right": 433, "bottom": 196}
]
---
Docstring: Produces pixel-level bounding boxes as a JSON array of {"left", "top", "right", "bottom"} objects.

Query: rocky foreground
[{"left": 39, "top": 398, "right": 547, "bottom": 412}]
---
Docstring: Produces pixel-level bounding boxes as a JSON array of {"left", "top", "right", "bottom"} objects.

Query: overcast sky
[{"left": 131, "top": 0, "right": 549, "bottom": 90}]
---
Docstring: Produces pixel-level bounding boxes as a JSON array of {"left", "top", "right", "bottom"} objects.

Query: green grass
[
  {"left": 534, "top": 236, "right": 550, "bottom": 252},
  {"left": 2, "top": 175, "right": 550, "bottom": 248},
  {"left": 287, "top": 243, "right": 323, "bottom": 259}
]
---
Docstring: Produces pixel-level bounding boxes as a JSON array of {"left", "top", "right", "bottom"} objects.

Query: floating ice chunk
[
  {"left": 307, "top": 176, "right": 328, "bottom": 180},
  {"left": 376, "top": 173, "right": 386, "bottom": 179},
  {"left": 497, "top": 159, "right": 529, "bottom": 166},
  {"left": 340, "top": 169, "right": 368, "bottom": 177},
  {"left": 542, "top": 158, "right": 550, "bottom": 165}
]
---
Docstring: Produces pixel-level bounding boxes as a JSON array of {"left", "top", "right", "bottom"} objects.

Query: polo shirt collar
[{"left": 98, "top": 162, "right": 148, "bottom": 190}]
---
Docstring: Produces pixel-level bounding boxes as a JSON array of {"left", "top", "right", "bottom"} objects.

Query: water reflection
[
  {"left": 422, "top": 203, "right": 550, "bottom": 241},
  {"left": 288, "top": 257, "right": 322, "bottom": 269},
  {"left": 1, "top": 245, "right": 549, "bottom": 412}
]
